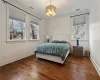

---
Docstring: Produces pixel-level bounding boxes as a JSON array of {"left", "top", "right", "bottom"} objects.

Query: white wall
[
  {"left": 47, "top": 17, "right": 71, "bottom": 36},
  {"left": 0, "top": 1, "right": 46, "bottom": 66},
  {"left": 46, "top": 16, "right": 89, "bottom": 54},
  {"left": 89, "top": 0, "right": 100, "bottom": 75}
]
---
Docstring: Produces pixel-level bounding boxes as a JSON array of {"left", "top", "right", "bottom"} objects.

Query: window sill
[
  {"left": 71, "top": 39, "right": 88, "bottom": 41},
  {"left": 6, "top": 39, "right": 27, "bottom": 43},
  {"left": 29, "top": 39, "right": 40, "bottom": 41}
]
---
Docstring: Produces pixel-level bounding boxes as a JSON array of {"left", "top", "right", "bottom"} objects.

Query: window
[
  {"left": 7, "top": 5, "right": 26, "bottom": 41},
  {"left": 7, "top": 4, "right": 40, "bottom": 41},
  {"left": 30, "top": 23, "right": 39, "bottom": 40},
  {"left": 72, "top": 24, "right": 86, "bottom": 40},
  {"left": 71, "top": 15, "right": 88, "bottom": 40},
  {"left": 9, "top": 19, "right": 26, "bottom": 40}
]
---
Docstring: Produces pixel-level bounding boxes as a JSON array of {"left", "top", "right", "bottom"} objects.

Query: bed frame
[
  {"left": 36, "top": 50, "right": 70, "bottom": 64},
  {"left": 36, "top": 33, "right": 70, "bottom": 64}
]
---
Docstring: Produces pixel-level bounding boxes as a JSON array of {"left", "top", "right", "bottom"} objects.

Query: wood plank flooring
[{"left": 0, "top": 55, "right": 100, "bottom": 80}]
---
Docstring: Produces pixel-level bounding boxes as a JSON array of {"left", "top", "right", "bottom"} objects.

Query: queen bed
[{"left": 35, "top": 33, "right": 70, "bottom": 64}]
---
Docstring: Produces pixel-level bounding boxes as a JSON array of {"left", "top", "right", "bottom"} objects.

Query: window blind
[
  {"left": 9, "top": 5, "right": 25, "bottom": 22},
  {"left": 72, "top": 15, "right": 86, "bottom": 25}
]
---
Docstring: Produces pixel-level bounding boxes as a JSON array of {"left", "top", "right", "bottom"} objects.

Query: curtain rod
[
  {"left": 3, "top": 0, "right": 42, "bottom": 20},
  {"left": 70, "top": 13, "right": 89, "bottom": 18}
]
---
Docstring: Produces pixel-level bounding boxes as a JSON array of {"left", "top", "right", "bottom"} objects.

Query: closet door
[{"left": 0, "top": 0, "right": 2, "bottom": 62}]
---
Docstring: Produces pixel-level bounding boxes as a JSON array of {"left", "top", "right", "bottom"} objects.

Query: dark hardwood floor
[{"left": 0, "top": 55, "right": 100, "bottom": 80}]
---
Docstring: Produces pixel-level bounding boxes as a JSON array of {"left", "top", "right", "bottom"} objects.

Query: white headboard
[{"left": 51, "top": 33, "right": 70, "bottom": 41}]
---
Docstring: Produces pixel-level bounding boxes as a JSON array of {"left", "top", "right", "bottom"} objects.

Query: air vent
[
  {"left": 75, "top": 9, "right": 80, "bottom": 11},
  {"left": 29, "top": 6, "right": 34, "bottom": 9}
]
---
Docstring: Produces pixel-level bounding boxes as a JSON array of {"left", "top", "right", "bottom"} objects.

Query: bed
[{"left": 35, "top": 33, "right": 70, "bottom": 64}]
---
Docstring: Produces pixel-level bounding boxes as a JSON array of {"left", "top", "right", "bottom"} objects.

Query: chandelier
[{"left": 45, "top": 0, "right": 56, "bottom": 16}]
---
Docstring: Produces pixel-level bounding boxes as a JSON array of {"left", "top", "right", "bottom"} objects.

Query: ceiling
[{"left": 15, "top": 0, "right": 91, "bottom": 19}]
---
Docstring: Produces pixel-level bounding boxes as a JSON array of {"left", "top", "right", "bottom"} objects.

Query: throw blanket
[{"left": 35, "top": 43, "right": 70, "bottom": 61}]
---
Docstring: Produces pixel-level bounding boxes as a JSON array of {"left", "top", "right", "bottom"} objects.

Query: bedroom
[{"left": 0, "top": 0, "right": 100, "bottom": 80}]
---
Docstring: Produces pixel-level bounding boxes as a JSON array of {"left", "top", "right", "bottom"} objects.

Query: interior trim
[
  {"left": 2, "top": 0, "right": 41, "bottom": 20},
  {"left": 70, "top": 13, "right": 89, "bottom": 18},
  {"left": 90, "top": 55, "right": 100, "bottom": 76},
  {"left": 0, "top": 53, "right": 35, "bottom": 67}
]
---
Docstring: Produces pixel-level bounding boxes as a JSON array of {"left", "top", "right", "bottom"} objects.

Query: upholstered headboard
[{"left": 51, "top": 33, "right": 70, "bottom": 42}]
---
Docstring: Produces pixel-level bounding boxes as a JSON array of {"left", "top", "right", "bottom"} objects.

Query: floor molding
[
  {"left": 0, "top": 53, "right": 35, "bottom": 67},
  {"left": 90, "top": 56, "right": 100, "bottom": 76}
]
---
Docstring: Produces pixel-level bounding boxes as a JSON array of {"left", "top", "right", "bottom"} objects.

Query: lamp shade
[
  {"left": 45, "top": 5, "right": 56, "bottom": 16},
  {"left": 46, "top": 35, "right": 49, "bottom": 39}
]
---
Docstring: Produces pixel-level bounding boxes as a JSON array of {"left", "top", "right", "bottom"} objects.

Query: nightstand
[{"left": 73, "top": 46, "right": 83, "bottom": 57}]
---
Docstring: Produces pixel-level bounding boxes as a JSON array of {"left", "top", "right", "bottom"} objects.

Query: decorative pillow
[
  {"left": 52, "top": 40, "right": 68, "bottom": 43},
  {"left": 59, "top": 40, "right": 68, "bottom": 43},
  {"left": 52, "top": 40, "right": 59, "bottom": 43}
]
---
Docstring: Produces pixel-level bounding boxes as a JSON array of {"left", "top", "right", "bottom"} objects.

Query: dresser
[{"left": 73, "top": 46, "right": 83, "bottom": 57}]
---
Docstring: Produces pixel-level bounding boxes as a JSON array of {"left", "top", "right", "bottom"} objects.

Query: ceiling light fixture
[{"left": 45, "top": 0, "right": 56, "bottom": 16}]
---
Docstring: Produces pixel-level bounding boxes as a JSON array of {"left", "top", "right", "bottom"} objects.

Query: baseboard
[
  {"left": 90, "top": 56, "right": 100, "bottom": 76},
  {"left": 0, "top": 53, "right": 35, "bottom": 67}
]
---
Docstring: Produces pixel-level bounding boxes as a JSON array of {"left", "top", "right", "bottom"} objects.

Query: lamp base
[
  {"left": 76, "top": 39, "right": 79, "bottom": 46},
  {"left": 47, "top": 39, "right": 49, "bottom": 43}
]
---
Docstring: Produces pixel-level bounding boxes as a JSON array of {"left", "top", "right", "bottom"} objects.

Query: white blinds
[
  {"left": 72, "top": 15, "right": 86, "bottom": 25},
  {"left": 9, "top": 5, "right": 25, "bottom": 22},
  {"left": 30, "top": 15, "right": 40, "bottom": 25}
]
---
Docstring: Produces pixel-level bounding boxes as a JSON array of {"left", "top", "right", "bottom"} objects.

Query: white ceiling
[{"left": 15, "top": 0, "right": 91, "bottom": 19}]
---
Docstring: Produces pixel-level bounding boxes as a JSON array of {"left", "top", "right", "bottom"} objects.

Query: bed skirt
[{"left": 36, "top": 50, "right": 70, "bottom": 64}]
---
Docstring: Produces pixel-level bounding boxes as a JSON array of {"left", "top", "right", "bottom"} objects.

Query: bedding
[{"left": 35, "top": 43, "right": 70, "bottom": 60}]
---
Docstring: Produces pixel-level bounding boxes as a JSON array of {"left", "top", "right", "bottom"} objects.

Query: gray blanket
[{"left": 35, "top": 43, "right": 70, "bottom": 60}]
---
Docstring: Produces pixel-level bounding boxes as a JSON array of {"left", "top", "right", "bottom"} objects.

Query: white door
[{"left": 0, "top": 0, "right": 2, "bottom": 62}]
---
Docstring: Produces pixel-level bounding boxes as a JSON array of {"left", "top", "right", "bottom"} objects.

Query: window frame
[{"left": 6, "top": 4, "right": 27, "bottom": 42}]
